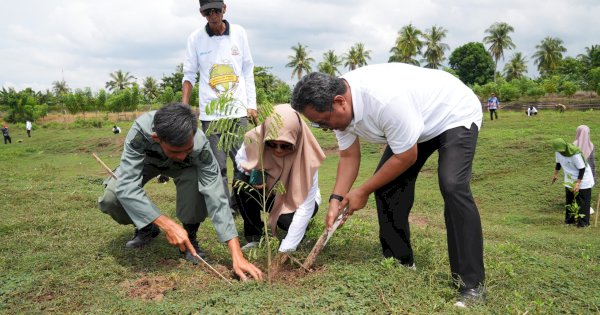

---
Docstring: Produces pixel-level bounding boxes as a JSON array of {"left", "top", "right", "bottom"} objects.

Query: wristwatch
[{"left": 329, "top": 194, "right": 344, "bottom": 202}]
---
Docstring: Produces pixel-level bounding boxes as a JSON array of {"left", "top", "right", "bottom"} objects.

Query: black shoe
[
  {"left": 182, "top": 223, "right": 207, "bottom": 264},
  {"left": 454, "top": 286, "right": 486, "bottom": 308},
  {"left": 125, "top": 224, "right": 160, "bottom": 248}
]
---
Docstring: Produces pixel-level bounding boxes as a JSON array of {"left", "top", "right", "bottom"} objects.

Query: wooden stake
[
  {"left": 302, "top": 207, "right": 349, "bottom": 270},
  {"left": 193, "top": 254, "right": 233, "bottom": 285},
  {"left": 92, "top": 153, "right": 117, "bottom": 179}
]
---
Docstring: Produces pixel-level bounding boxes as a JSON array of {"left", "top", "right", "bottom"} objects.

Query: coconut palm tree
[
  {"left": 533, "top": 37, "right": 567, "bottom": 76},
  {"left": 388, "top": 23, "right": 423, "bottom": 65},
  {"left": 142, "top": 76, "right": 160, "bottom": 103},
  {"left": 105, "top": 70, "right": 136, "bottom": 92},
  {"left": 343, "top": 43, "right": 372, "bottom": 71},
  {"left": 577, "top": 45, "right": 600, "bottom": 69},
  {"left": 483, "top": 22, "right": 516, "bottom": 80},
  {"left": 422, "top": 26, "right": 450, "bottom": 69},
  {"left": 318, "top": 50, "right": 343, "bottom": 76},
  {"left": 503, "top": 52, "right": 528, "bottom": 81},
  {"left": 286, "top": 43, "right": 315, "bottom": 80},
  {"left": 52, "top": 79, "right": 70, "bottom": 96}
]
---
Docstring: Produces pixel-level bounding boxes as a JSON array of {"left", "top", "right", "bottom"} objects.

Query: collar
[
  {"left": 344, "top": 78, "right": 362, "bottom": 128},
  {"left": 205, "top": 20, "right": 230, "bottom": 37}
]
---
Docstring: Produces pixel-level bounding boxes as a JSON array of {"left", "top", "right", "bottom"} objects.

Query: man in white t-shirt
[
  {"left": 182, "top": 0, "right": 257, "bottom": 214},
  {"left": 26, "top": 120, "right": 32, "bottom": 138},
  {"left": 291, "top": 63, "right": 485, "bottom": 306}
]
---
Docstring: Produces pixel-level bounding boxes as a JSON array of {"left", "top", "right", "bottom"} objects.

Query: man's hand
[
  {"left": 326, "top": 188, "right": 369, "bottom": 229},
  {"left": 227, "top": 237, "right": 263, "bottom": 281},
  {"left": 153, "top": 215, "right": 196, "bottom": 254}
]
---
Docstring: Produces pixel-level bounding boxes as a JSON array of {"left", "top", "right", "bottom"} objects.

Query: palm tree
[
  {"left": 142, "top": 77, "right": 160, "bottom": 102},
  {"left": 483, "top": 22, "right": 516, "bottom": 80},
  {"left": 52, "top": 79, "right": 70, "bottom": 96},
  {"left": 388, "top": 23, "right": 423, "bottom": 65},
  {"left": 318, "top": 50, "right": 343, "bottom": 76},
  {"left": 105, "top": 70, "right": 136, "bottom": 92},
  {"left": 577, "top": 45, "right": 600, "bottom": 69},
  {"left": 343, "top": 43, "right": 372, "bottom": 71},
  {"left": 286, "top": 43, "right": 315, "bottom": 80},
  {"left": 422, "top": 26, "right": 450, "bottom": 69},
  {"left": 533, "top": 37, "right": 567, "bottom": 76},
  {"left": 503, "top": 52, "right": 528, "bottom": 81}
]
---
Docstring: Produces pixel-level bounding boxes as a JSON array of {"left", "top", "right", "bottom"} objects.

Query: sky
[{"left": 1, "top": 0, "right": 598, "bottom": 92}]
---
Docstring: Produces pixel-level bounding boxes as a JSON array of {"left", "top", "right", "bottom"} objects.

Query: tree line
[{"left": 1, "top": 21, "right": 599, "bottom": 123}]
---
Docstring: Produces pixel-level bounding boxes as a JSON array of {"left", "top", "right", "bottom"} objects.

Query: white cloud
[{"left": 0, "top": 0, "right": 598, "bottom": 91}]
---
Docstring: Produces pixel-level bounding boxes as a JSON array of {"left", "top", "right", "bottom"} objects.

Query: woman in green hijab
[{"left": 551, "top": 138, "right": 595, "bottom": 227}]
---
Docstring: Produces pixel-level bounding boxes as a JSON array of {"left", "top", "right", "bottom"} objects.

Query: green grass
[{"left": 1, "top": 110, "right": 600, "bottom": 314}]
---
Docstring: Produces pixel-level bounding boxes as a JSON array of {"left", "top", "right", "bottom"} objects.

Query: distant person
[
  {"left": 182, "top": 0, "right": 257, "bottom": 214},
  {"left": 487, "top": 93, "right": 499, "bottom": 120},
  {"left": 574, "top": 125, "right": 595, "bottom": 181},
  {"left": 25, "top": 120, "right": 32, "bottom": 137},
  {"left": 112, "top": 125, "right": 121, "bottom": 134},
  {"left": 526, "top": 106, "right": 538, "bottom": 116},
  {"left": 235, "top": 104, "right": 325, "bottom": 253},
  {"left": 551, "top": 138, "right": 595, "bottom": 227},
  {"left": 556, "top": 103, "right": 566, "bottom": 113},
  {"left": 2, "top": 124, "right": 11, "bottom": 144},
  {"left": 291, "top": 64, "right": 486, "bottom": 307},
  {"left": 97, "top": 103, "right": 263, "bottom": 280}
]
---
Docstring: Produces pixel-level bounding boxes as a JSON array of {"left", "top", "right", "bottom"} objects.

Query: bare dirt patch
[
  {"left": 122, "top": 275, "right": 177, "bottom": 301},
  {"left": 409, "top": 213, "right": 429, "bottom": 228}
]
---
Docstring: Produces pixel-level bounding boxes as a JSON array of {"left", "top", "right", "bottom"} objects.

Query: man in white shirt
[
  {"left": 25, "top": 120, "right": 32, "bottom": 138},
  {"left": 291, "top": 63, "right": 485, "bottom": 306},
  {"left": 182, "top": 0, "right": 257, "bottom": 214}
]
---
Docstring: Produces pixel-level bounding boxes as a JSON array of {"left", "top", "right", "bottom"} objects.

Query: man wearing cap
[
  {"left": 182, "top": 0, "right": 257, "bottom": 217},
  {"left": 291, "top": 63, "right": 485, "bottom": 307}
]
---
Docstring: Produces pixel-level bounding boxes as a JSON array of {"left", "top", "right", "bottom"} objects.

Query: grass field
[{"left": 1, "top": 110, "right": 599, "bottom": 314}]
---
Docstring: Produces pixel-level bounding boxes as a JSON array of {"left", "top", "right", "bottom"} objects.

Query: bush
[
  {"left": 72, "top": 118, "right": 103, "bottom": 129},
  {"left": 560, "top": 81, "right": 578, "bottom": 97},
  {"left": 499, "top": 83, "right": 521, "bottom": 101}
]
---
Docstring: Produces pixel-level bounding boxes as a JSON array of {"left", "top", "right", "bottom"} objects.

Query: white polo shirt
[
  {"left": 555, "top": 152, "right": 595, "bottom": 189},
  {"left": 335, "top": 63, "right": 483, "bottom": 154}
]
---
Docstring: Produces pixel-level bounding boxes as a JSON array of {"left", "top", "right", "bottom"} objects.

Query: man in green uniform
[{"left": 98, "top": 103, "right": 262, "bottom": 280}]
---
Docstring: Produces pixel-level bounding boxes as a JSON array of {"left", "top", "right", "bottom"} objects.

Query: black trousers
[
  {"left": 235, "top": 181, "right": 318, "bottom": 242},
  {"left": 489, "top": 109, "right": 498, "bottom": 120},
  {"left": 3, "top": 135, "right": 11, "bottom": 144},
  {"left": 565, "top": 187, "right": 592, "bottom": 227},
  {"left": 374, "top": 123, "right": 485, "bottom": 289}
]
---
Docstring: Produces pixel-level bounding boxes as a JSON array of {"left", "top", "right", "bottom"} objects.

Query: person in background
[
  {"left": 552, "top": 138, "right": 595, "bottom": 227},
  {"left": 235, "top": 104, "right": 325, "bottom": 254},
  {"left": 526, "top": 106, "right": 538, "bottom": 116},
  {"left": 487, "top": 93, "right": 499, "bottom": 120},
  {"left": 182, "top": 0, "right": 257, "bottom": 214},
  {"left": 112, "top": 125, "right": 122, "bottom": 134},
  {"left": 25, "top": 120, "right": 32, "bottom": 137},
  {"left": 2, "top": 124, "right": 11, "bottom": 144},
  {"left": 97, "top": 103, "right": 262, "bottom": 280},
  {"left": 574, "top": 125, "right": 595, "bottom": 181},
  {"left": 291, "top": 64, "right": 485, "bottom": 307}
]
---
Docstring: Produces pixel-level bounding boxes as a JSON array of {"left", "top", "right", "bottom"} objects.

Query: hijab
[
  {"left": 552, "top": 138, "right": 583, "bottom": 158},
  {"left": 573, "top": 125, "right": 594, "bottom": 160},
  {"left": 240, "top": 104, "right": 326, "bottom": 234}
]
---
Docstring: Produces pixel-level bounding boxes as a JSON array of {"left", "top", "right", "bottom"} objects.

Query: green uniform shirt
[{"left": 115, "top": 111, "right": 237, "bottom": 242}]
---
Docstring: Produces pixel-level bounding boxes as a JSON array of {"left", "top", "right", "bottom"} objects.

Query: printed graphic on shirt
[
  {"left": 208, "top": 63, "right": 239, "bottom": 96},
  {"left": 231, "top": 45, "right": 240, "bottom": 56}
]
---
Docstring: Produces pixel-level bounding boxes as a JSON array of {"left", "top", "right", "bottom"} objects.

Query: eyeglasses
[
  {"left": 265, "top": 141, "right": 294, "bottom": 151},
  {"left": 202, "top": 8, "right": 222, "bottom": 16},
  {"left": 309, "top": 104, "right": 334, "bottom": 130}
]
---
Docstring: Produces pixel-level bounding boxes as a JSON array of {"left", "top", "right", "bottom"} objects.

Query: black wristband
[{"left": 329, "top": 194, "right": 344, "bottom": 202}]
